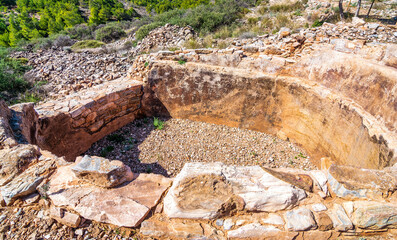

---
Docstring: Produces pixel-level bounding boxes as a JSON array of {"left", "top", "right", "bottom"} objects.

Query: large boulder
[
  {"left": 0, "top": 100, "right": 17, "bottom": 149},
  {"left": 163, "top": 162, "right": 306, "bottom": 219}
]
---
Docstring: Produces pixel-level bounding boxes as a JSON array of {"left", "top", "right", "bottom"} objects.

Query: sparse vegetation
[
  {"left": 71, "top": 40, "right": 105, "bottom": 50},
  {"left": 153, "top": 117, "right": 165, "bottom": 130},
  {"left": 100, "top": 145, "right": 115, "bottom": 157},
  {"left": 95, "top": 24, "right": 127, "bottom": 43}
]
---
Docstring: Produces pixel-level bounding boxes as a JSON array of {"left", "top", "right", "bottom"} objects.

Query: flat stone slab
[
  {"left": 327, "top": 164, "right": 397, "bottom": 199},
  {"left": 351, "top": 201, "right": 397, "bottom": 230},
  {"left": 141, "top": 218, "right": 204, "bottom": 239},
  {"left": 163, "top": 162, "right": 306, "bottom": 219},
  {"left": 227, "top": 223, "right": 298, "bottom": 239},
  {"left": 72, "top": 155, "right": 134, "bottom": 188},
  {"left": 48, "top": 163, "right": 172, "bottom": 227}
]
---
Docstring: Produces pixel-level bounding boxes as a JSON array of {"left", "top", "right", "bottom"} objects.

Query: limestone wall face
[
  {"left": 143, "top": 61, "right": 395, "bottom": 169},
  {"left": 12, "top": 78, "right": 143, "bottom": 160}
]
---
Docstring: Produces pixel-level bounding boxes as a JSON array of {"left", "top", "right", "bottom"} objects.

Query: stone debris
[
  {"left": 1, "top": 155, "right": 56, "bottom": 205},
  {"left": 0, "top": 144, "right": 41, "bottom": 187},
  {"left": 132, "top": 24, "right": 195, "bottom": 56},
  {"left": 10, "top": 51, "right": 133, "bottom": 101},
  {"left": 49, "top": 206, "right": 81, "bottom": 228},
  {"left": 72, "top": 155, "right": 134, "bottom": 188}
]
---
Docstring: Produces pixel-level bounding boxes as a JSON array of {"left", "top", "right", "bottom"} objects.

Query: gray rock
[
  {"left": 312, "top": 203, "right": 327, "bottom": 212},
  {"left": 328, "top": 204, "right": 353, "bottom": 231},
  {"left": 351, "top": 201, "right": 397, "bottom": 229},
  {"left": 1, "top": 158, "right": 56, "bottom": 205},
  {"left": 71, "top": 155, "right": 134, "bottom": 188},
  {"left": 285, "top": 207, "right": 317, "bottom": 231},
  {"left": 0, "top": 144, "right": 41, "bottom": 187},
  {"left": 223, "top": 218, "right": 234, "bottom": 230},
  {"left": 215, "top": 219, "right": 224, "bottom": 226}
]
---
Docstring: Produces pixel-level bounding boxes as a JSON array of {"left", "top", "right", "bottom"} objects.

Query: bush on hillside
[
  {"left": 95, "top": 24, "right": 127, "bottom": 43},
  {"left": 0, "top": 47, "right": 30, "bottom": 101}
]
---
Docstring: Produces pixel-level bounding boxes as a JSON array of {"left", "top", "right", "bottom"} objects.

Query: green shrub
[
  {"left": 153, "top": 117, "right": 164, "bottom": 130},
  {"left": 66, "top": 24, "right": 97, "bottom": 40},
  {"left": 135, "top": 22, "right": 163, "bottom": 41},
  {"left": 0, "top": 47, "right": 30, "bottom": 102},
  {"left": 95, "top": 25, "right": 127, "bottom": 43},
  {"left": 71, "top": 40, "right": 105, "bottom": 50},
  {"left": 312, "top": 20, "right": 323, "bottom": 27},
  {"left": 183, "top": 38, "right": 201, "bottom": 49}
]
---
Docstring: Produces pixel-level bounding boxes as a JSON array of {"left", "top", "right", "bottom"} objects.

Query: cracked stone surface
[
  {"left": 163, "top": 162, "right": 306, "bottom": 219},
  {"left": 47, "top": 163, "right": 172, "bottom": 227}
]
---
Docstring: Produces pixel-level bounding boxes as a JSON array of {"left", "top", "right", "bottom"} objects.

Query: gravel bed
[{"left": 84, "top": 118, "right": 316, "bottom": 177}]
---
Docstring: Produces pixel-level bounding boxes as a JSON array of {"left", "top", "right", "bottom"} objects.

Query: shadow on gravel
[
  {"left": 83, "top": 115, "right": 173, "bottom": 177},
  {"left": 83, "top": 99, "right": 173, "bottom": 177}
]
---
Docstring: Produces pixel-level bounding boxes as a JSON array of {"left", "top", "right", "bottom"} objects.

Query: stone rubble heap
[
  {"left": 10, "top": 50, "right": 133, "bottom": 100},
  {"left": 131, "top": 24, "right": 196, "bottom": 56}
]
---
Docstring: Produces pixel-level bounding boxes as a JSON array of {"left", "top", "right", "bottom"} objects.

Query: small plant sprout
[{"left": 153, "top": 117, "right": 165, "bottom": 130}]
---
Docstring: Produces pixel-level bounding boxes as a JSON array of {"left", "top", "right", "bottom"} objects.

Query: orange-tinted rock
[
  {"left": 316, "top": 212, "right": 334, "bottom": 231},
  {"left": 0, "top": 100, "right": 17, "bottom": 149},
  {"left": 48, "top": 164, "right": 172, "bottom": 227}
]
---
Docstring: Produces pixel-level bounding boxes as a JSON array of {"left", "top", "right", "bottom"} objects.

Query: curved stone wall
[{"left": 142, "top": 60, "right": 396, "bottom": 169}]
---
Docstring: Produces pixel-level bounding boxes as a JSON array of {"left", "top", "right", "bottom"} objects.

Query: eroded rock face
[
  {"left": 135, "top": 43, "right": 397, "bottom": 169},
  {"left": 72, "top": 155, "right": 134, "bottom": 188},
  {"left": 163, "top": 162, "right": 306, "bottom": 219},
  {"left": 48, "top": 163, "right": 172, "bottom": 227},
  {"left": 141, "top": 58, "right": 395, "bottom": 169},
  {"left": 0, "top": 100, "right": 17, "bottom": 149},
  {"left": 0, "top": 144, "right": 41, "bottom": 187}
]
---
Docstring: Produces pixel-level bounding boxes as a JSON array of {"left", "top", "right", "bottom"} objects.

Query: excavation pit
[{"left": 84, "top": 117, "right": 315, "bottom": 177}]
